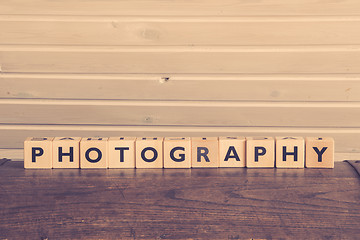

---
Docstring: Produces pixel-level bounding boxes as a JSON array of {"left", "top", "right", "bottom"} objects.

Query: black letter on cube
[
  {"left": 313, "top": 147, "right": 328, "bottom": 162},
  {"left": 224, "top": 146, "right": 240, "bottom": 162},
  {"left": 32, "top": 147, "right": 44, "bottom": 162},
  {"left": 282, "top": 146, "right": 298, "bottom": 162},
  {"left": 85, "top": 148, "right": 102, "bottom": 163},
  {"left": 58, "top": 147, "right": 74, "bottom": 162},
  {"left": 254, "top": 147, "right": 266, "bottom": 162},
  {"left": 115, "top": 147, "right": 129, "bottom": 162},
  {"left": 197, "top": 147, "right": 210, "bottom": 162},
  {"left": 170, "top": 147, "right": 185, "bottom": 162},
  {"left": 141, "top": 147, "right": 158, "bottom": 162}
]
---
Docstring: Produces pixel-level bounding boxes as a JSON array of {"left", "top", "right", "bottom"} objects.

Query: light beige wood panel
[
  {"left": 1, "top": 0, "right": 360, "bottom": 16},
  {"left": 0, "top": 125, "right": 359, "bottom": 152},
  {"left": 0, "top": 99, "right": 359, "bottom": 127},
  {"left": 2, "top": 73, "right": 359, "bottom": 101},
  {"left": 2, "top": 46, "right": 360, "bottom": 73},
  {"left": 2, "top": 19, "right": 360, "bottom": 45}
]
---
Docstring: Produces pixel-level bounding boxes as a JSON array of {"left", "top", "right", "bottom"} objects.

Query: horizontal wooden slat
[
  {"left": 1, "top": 73, "right": 360, "bottom": 101},
  {"left": 0, "top": 124, "right": 359, "bottom": 152},
  {"left": 2, "top": 46, "right": 360, "bottom": 73},
  {"left": 1, "top": 0, "right": 360, "bottom": 16},
  {"left": 0, "top": 99, "right": 359, "bottom": 127},
  {"left": 2, "top": 19, "right": 360, "bottom": 46}
]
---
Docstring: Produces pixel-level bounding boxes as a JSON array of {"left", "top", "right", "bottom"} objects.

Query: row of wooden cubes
[{"left": 24, "top": 136, "right": 334, "bottom": 169}]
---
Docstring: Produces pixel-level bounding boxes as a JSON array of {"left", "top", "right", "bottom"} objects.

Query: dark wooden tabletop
[{"left": 0, "top": 159, "right": 359, "bottom": 240}]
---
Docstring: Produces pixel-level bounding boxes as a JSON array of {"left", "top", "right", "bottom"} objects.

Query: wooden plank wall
[{"left": 1, "top": 0, "right": 360, "bottom": 156}]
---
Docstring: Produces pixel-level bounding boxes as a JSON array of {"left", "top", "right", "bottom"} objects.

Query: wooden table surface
[{"left": 0, "top": 159, "right": 359, "bottom": 240}]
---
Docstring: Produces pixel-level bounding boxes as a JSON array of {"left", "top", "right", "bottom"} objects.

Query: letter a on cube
[
  {"left": 305, "top": 137, "right": 334, "bottom": 168},
  {"left": 246, "top": 137, "right": 274, "bottom": 168},
  {"left": 136, "top": 137, "right": 164, "bottom": 168},
  {"left": 276, "top": 137, "right": 304, "bottom": 168},
  {"left": 80, "top": 137, "right": 108, "bottom": 168},
  {"left": 191, "top": 137, "right": 219, "bottom": 168},
  {"left": 219, "top": 136, "right": 246, "bottom": 168},
  {"left": 24, "top": 137, "right": 54, "bottom": 169},
  {"left": 164, "top": 137, "right": 191, "bottom": 168},
  {"left": 52, "top": 137, "right": 81, "bottom": 168},
  {"left": 108, "top": 137, "right": 136, "bottom": 168}
]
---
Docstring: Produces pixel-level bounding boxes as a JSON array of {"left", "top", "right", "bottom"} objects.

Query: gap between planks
[
  {"left": 1, "top": 124, "right": 359, "bottom": 133},
  {"left": 3, "top": 73, "right": 360, "bottom": 81},
  {"left": 2, "top": 45, "right": 360, "bottom": 52},
  {"left": 1, "top": 98, "right": 360, "bottom": 107},
  {"left": 2, "top": 15, "right": 360, "bottom": 22},
  {"left": 2, "top": 0, "right": 360, "bottom": 17}
]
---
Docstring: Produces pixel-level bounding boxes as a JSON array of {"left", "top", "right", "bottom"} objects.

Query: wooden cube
[
  {"left": 219, "top": 137, "right": 246, "bottom": 168},
  {"left": 80, "top": 137, "right": 108, "bottom": 169},
  {"left": 52, "top": 137, "right": 81, "bottom": 168},
  {"left": 135, "top": 137, "right": 164, "bottom": 168},
  {"left": 163, "top": 137, "right": 191, "bottom": 168},
  {"left": 305, "top": 137, "right": 334, "bottom": 168},
  {"left": 276, "top": 137, "right": 304, "bottom": 168},
  {"left": 246, "top": 137, "right": 275, "bottom": 168},
  {"left": 24, "top": 137, "right": 54, "bottom": 169},
  {"left": 108, "top": 137, "right": 136, "bottom": 168},
  {"left": 191, "top": 137, "right": 219, "bottom": 168}
]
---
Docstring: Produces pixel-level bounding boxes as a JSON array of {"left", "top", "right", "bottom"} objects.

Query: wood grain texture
[
  {"left": 2, "top": 0, "right": 360, "bottom": 16},
  {"left": 2, "top": 73, "right": 360, "bottom": 101},
  {"left": 0, "top": 99, "right": 359, "bottom": 127},
  {"left": 2, "top": 0, "right": 360, "bottom": 152},
  {"left": 2, "top": 46, "right": 360, "bottom": 73},
  {"left": 0, "top": 125, "right": 359, "bottom": 152},
  {"left": 2, "top": 19, "right": 360, "bottom": 46},
  {"left": 0, "top": 161, "right": 359, "bottom": 239}
]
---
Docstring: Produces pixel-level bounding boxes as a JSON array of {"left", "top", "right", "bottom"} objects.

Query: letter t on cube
[{"left": 108, "top": 137, "right": 136, "bottom": 168}]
